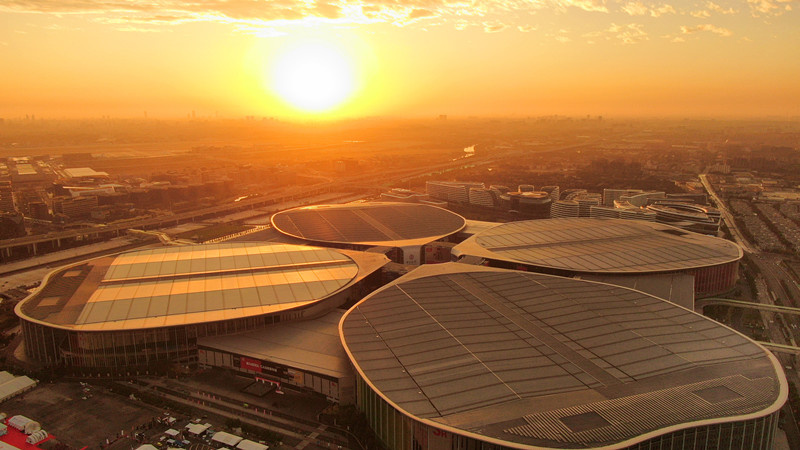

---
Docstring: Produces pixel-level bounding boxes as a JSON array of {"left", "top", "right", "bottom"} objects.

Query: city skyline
[{"left": 1, "top": 0, "right": 799, "bottom": 120}]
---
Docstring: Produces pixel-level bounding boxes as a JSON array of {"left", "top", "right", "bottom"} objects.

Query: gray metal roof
[
  {"left": 200, "top": 309, "right": 351, "bottom": 379},
  {"left": 271, "top": 202, "right": 466, "bottom": 247},
  {"left": 340, "top": 263, "right": 784, "bottom": 449},
  {"left": 19, "top": 243, "right": 388, "bottom": 331},
  {"left": 451, "top": 218, "right": 742, "bottom": 273}
]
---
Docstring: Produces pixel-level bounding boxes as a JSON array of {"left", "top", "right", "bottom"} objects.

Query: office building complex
[
  {"left": 468, "top": 188, "right": 499, "bottom": 208},
  {"left": 551, "top": 200, "right": 580, "bottom": 218},
  {"left": 426, "top": 181, "right": 485, "bottom": 204},
  {"left": 507, "top": 191, "right": 552, "bottom": 219},
  {"left": 540, "top": 185, "right": 560, "bottom": 203},
  {"left": 17, "top": 243, "right": 388, "bottom": 377},
  {"left": 603, "top": 189, "right": 643, "bottom": 207},
  {"left": 451, "top": 218, "right": 742, "bottom": 298},
  {"left": 576, "top": 193, "right": 602, "bottom": 217},
  {"left": 341, "top": 263, "right": 785, "bottom": 450},
  {"left": 647, "top": 202, "right": 721, "bottom": 235}
]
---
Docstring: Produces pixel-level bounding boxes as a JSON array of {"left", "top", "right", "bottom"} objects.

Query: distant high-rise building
[{"left": 0, "top": 181, "right": 14, "bottom": 214}]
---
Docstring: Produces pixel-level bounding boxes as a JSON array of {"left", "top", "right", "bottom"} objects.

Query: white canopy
[
  {"left": 164, "top": 429, "right": 179, "bottom": 437},
  {"left": 236, "top": 439, "right": 268, "bottom": 450},
  {"left": 0, "top": 374, "right": 37, "bottom": 403},
  {"left": 211, "top": 431, "right": 243, "bottom": 447},
  {"left": 185, "top": 423, "right": 210, "bottom": 435}
]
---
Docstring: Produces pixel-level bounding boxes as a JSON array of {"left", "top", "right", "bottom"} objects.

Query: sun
[{"left": 270, "top": 41, "right": 356, "bottom": 113}]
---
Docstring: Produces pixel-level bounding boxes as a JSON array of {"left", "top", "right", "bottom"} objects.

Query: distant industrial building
[
  {"left": 62, "top": 167, "right": 110, "bottom": 182},
  {"left": 16, "top": 243, "right": 388, "bottom": 376},
  {"left": 341, "top": 263, "right": 785, "bottom": 450},
  {"left": 271, "top": 203, "right": 466, "bottom": 265},
  {"left": 380, "top": 188, "right": 429, "bottom": 203},
  {"left": 451, "top": 218, "right": 742, "bottom": 299}
]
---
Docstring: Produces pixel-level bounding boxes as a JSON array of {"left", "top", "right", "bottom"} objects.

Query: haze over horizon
[{"left": 1, "top": 0, "right": 798, "bottom": 120}]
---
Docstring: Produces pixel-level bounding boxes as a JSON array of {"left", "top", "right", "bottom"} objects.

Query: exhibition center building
[
  {"left": 451, "top": 218, "right": 743, "bottom": 299},
  {"left": 17, "top": 242, "right": 388, "bottom": 377},
  {"left": 340, "top": 264, "right": 786, "bottom": 450},
  {"left": 271, "top": 202, "right": 466, "bottom": 265}
]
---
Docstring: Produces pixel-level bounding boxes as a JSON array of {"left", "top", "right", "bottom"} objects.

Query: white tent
[
  {"left": 164, "top": 429, "right": 180, "bottom": 437},
  {"left": 236, "top": 439, "right": 268, "bottom": 450},
  {"left": 136, "top": 445, "right": 159, "bottom": 450},
  {"left": 26, "top": 430, "right": 48, "bottom": 445},
  {"left": 211, "top": 431, "right": 243, "bottom": 447},
  {"left": 0, "top": 373, "right": 37, "bottom": 403},
  {"left": 185, "top": 423, "right": 210, "bottom": 435},
  {"left": 8, "top": 416, "right": 38, "bottom": 434}
]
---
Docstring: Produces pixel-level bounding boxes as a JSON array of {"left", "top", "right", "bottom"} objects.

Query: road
[{"left": 699, "top": 173, "right": 756, "bottom": 253}]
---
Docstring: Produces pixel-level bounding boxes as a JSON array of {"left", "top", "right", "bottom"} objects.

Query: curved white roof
[
  {"left": 451, "top": 218, "right": 742, "bottom": 273},
  {"left": 340, "top": 263, "right": 785, "bottom": 449}
]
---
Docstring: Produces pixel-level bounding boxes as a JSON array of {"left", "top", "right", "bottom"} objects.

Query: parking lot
[{"left": 3, "top": 381, "right": 163, "bottom": 449}]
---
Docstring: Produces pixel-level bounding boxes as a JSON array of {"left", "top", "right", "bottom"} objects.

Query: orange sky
[{"left": 1, "top": 0, "right": 798, "bottom": 119}]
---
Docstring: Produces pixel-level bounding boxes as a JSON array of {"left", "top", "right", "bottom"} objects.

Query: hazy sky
[{"left": 1, "top": 0, "right": 798, "bottom": 119}]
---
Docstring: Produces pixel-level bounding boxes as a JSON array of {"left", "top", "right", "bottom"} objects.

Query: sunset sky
[{"left": 1, "top": 0, "right": 798, "bottom": 119}]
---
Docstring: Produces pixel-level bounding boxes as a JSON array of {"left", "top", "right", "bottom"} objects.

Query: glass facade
[{"left": 356, "top": 372, "right": 780, "bottom": 450}]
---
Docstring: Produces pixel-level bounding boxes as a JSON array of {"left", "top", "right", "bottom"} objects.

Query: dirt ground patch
[{"left": 2, "top": 381, "right": 163, "bottom": 449}]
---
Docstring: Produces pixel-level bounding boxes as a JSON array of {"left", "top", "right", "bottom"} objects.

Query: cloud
[
  {"left": 585, "top": 22, "right": 647, "bottom": 44},
  {"left": 0, "top": 0, "right": 536, "bottom": 33},
  {"left": 517, "top": 24, "right": 537, "bottom": 32},
  {"left": 408, "top": 8, "right": 434, "bottom": 20},
  {"left": 680, "top": 23, "right": 733, "bottom": 36},
  {"left": 620, "top": 1, "right": 674, "bottom": 17},
  {"left": 552, "top": 0, "right": 608, "bottom": 13},
  {"left": 483, "top": 21, "right": 508, "bottom": 33},
  {"left": 747, "top": 0, "right": 796, "bottom": 16}
]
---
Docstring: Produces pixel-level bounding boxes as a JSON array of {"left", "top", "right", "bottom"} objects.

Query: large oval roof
[
  {"left": 451, "top": 218, "right": 742, "bottom": 273},
  {"left": 271, "top": 202, "right": 466, "bottom": 247},
  {"left": 18, "top": 243, "right": 368, "bottom": 331},
  {"left": 340, "top": 263, "right": 784, "bottom": 449}
]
